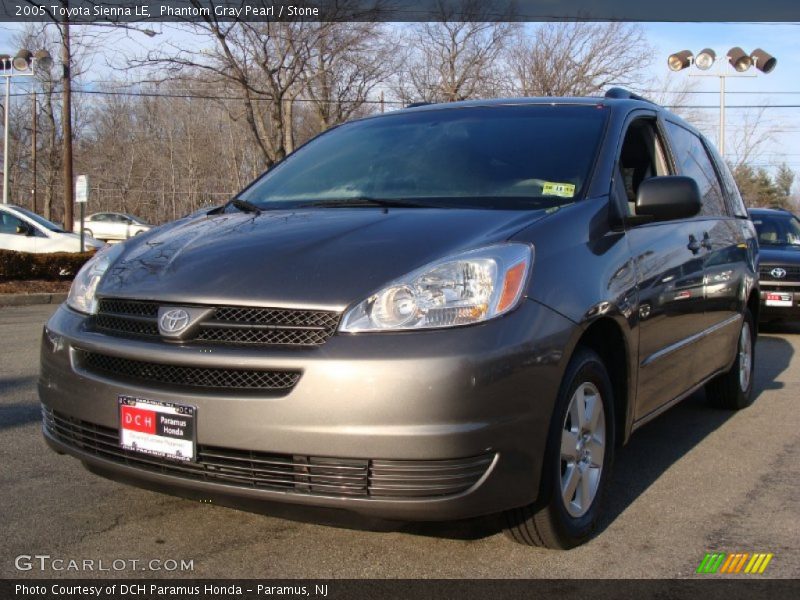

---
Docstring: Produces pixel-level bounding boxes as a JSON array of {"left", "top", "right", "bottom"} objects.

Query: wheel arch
[
  {"left": 747, "top": 289, "right": 759, "bottom": 338},
  {"left": 570, "top": 316, "right": 635, "bottom": 446}
]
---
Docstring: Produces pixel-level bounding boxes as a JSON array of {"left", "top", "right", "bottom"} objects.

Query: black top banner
[{"left": 1, "top": 0, "right": 799, "bottom": 23}]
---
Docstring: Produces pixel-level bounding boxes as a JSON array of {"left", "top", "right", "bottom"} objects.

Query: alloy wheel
[
  {"left": 739, "top": 321, "right": 753, "bottom": 392},
  {"left": 560, "top": 382, "right": 605, "bottom": 518}
]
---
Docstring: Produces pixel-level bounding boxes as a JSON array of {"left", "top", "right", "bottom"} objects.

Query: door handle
[
  {"left": 701, "top": 232, "right": 713, "bottom": 251},
  {"left": 688, "top": 235, "right": 701, "bottom": 254}
]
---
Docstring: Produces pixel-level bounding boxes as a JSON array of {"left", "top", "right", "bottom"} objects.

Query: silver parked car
[
  {"left": 41, "top": 92, "right": 758, "bottom": 548},
  {"left": 75, "top": 212, "right": 150, "bottom": 241}
]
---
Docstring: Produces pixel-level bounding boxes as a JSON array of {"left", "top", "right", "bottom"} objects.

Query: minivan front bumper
[{"left": 39, "top": 300, "right": 574, "bottom": 521}]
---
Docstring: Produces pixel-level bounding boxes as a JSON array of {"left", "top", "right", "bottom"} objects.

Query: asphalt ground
[{"left": 1, "top": 304, "right": 798, "bottom": 579}]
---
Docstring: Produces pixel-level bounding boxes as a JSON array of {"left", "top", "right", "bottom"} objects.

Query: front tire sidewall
[{"left": 545, "top": 351, "right": 615, "bottom": 545}]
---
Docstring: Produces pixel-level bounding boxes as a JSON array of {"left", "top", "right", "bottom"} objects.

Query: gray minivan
[{"left": 40, "top": 90, "right": 758, "bottom": 548}]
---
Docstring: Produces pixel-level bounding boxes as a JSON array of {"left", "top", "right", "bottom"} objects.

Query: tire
[
  {"left": 705, "top": 309, "right": 755, "bottom": 410},
  {"left": 83, "top": 228, "right": 93, "bottom": 239},
  {"left": 503, "top": 347, "right": 615, "bottom": 549}
]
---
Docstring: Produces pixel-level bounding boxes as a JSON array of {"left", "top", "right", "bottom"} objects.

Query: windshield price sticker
[{"left": 542, "top": 182, "right": 576, "bottom": 198}]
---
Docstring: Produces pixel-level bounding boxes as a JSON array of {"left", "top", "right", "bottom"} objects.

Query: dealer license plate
[
  {"left": 119, "top": 396, "right": 196, "bottom": 462},
  {"left": 765, "top": 292, "right": 793, "bottom": 307}
]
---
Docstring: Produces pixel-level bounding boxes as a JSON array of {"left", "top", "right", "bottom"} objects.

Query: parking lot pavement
[{"left": 1, "top": 304, "right": 798, "bottom": 579}]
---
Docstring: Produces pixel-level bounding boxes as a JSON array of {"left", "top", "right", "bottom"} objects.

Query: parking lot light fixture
[
  {"left": 695, "top": 48, "right": 716, "bottom": 71},
  {"left": 33, "top": 50, "right": 52, "bottom": 70},
  {"left": 668, "top": 50, "right": 693, "bottom": 72},
  {"left": 727, "top": 47, "right": 753, "bottom": 72},
  {"left": 751, "top": 48, "right": 777, "bottom": 74},
  {"left": 668, "top": 45, "right": 777, "bottom": 158},
  {"left": 13, "top": 49, "right": 32, "bottom": 71}
]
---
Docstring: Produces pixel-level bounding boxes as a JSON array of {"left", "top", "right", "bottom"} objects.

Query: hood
[
  {"left": 758, "top": 245, "right": 800, "bottom": 266},
  {"left": 98, "top": 208, "right": 550, "bottom": 308}
]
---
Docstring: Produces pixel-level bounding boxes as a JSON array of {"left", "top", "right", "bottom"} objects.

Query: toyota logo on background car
[
  {"left": 770, "top": 267, "right": 787, "bottom": 279},
  {"left": 158, "top": 309, "right": 190, "bottom": 334}
]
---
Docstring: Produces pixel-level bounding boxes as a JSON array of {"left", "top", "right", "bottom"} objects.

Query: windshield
[
  {"left": 238, "top": 104, "right": 608, "bottom": 210},
  {"left": 12, "top": 206, "right": 64, "bottom": 232},
  {"left": 752, "top": 212, "right": 800, "bottom": 246}
]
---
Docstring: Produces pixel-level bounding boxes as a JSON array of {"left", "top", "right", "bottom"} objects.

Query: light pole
[
  {"left": 668, "top": 47, "right": 777, "bottom": 158},
  {"left": 0, "top": 49, "right": 52, "bottom": 205}
]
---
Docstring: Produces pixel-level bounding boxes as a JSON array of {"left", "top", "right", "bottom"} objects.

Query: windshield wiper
[
  {"left": 296, "top": 197, "right": 433, "bottom": 209},
  {"left": 210, "top": 198, "right": 262, "bottom": 216}
]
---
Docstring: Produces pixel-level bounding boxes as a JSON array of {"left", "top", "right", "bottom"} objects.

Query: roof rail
[
  {"left": 604, "top": 87, "right": 656, "bottom": 105},
  {"left": 406, "top": 101, "right": 434, "bottom": 108}
]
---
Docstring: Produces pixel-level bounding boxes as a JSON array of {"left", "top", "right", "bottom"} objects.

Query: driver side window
[
  {"left": 616, "top": 119, "right": 670, "bottom": 216},
  {"left": 0, "top": 213, "right": 27, "bottom": 236}
]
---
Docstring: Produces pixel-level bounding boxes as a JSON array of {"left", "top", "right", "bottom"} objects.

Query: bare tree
[
  {"left": 395, "top": 1, "right": 518, "bottom": 103},
  {"left": 727, "top": 107, "right": 779, "bottom": 171},
  {"left": 131, "top": 20, "right": 316, "bottom": 169},
  {"left": 505, "top": 22, "right": 651, "bottom": 97},
  {"left": 302, "top": 23, "right": 395, "bottom": 131}
]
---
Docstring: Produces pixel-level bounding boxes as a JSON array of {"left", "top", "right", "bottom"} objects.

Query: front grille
[
  {"left": 93, "top": 298, "right": 340, "bottom": 347},
  {"left": 43, "top": 408, "right": 492, "bottom": 499},
  {"left": 759, "top": 265, "right": 800, "bottom": 282},
  {"left": 78, "top": 351, "right": 300, "bottom": 392}
]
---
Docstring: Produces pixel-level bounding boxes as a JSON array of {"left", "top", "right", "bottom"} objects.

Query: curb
[{"left": 0, "top": 292, "right": 68, "bottom": 307}]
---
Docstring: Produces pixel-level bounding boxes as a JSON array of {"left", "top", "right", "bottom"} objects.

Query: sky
[{"left": 1, "top": 20, "right": 798, "bottom": 182}]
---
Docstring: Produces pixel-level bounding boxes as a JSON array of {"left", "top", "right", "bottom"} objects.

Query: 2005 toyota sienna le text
[{"left": 39, "top": 89, "right": 759, "bottom": 549}]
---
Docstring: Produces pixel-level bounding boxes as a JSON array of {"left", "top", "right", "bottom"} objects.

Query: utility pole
[
  {"left": 61, "top": 19, "right": 73, "bottom": 231},
  {"left": 31, "top": 91, "right": 37, "bottom": 213}
]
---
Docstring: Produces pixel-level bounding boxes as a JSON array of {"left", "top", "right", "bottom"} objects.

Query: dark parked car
[
  {"left": 750, "top": 207, "right": 800, "bottom": 322},
  {"left": 40, "top": 89, "right": 759, "bottom": 549}
]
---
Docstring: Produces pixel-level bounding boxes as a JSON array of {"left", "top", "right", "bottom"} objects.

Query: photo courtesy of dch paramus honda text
[{"left": 40, "top": 89, "right": 759, "bottom": 549}]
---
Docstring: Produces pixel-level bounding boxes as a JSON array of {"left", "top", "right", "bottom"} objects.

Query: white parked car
[
  {"left": 75, "top": 212, "right": 151, "bottom": 241},
  {"left": 0, "top": 205, "right": 105, "bottom": 253}
]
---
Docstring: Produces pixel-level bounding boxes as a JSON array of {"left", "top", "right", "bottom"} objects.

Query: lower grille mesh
[
  {"left": 43, "top": 408, "right": 492, "bottom": 499},
  {"left": 79, "top": 351, "right": 300, "bottom": 392}
]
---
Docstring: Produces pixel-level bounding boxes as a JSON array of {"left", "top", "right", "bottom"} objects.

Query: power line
[
  {"left": 8, "top": 87, "right": 800, "bottom": 110},
  {"left": 8, "top": 87, "right": 406, "bottom": 105}
]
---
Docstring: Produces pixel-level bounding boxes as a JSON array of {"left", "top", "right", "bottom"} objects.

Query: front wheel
[
  {"left": 503, "top": 348, "right": 615, "bottom": 549},
  {"left": 705, "top": 309, "right": 755, "bottom": 410}
]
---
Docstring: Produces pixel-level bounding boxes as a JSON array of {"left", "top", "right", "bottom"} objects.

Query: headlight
[
  {"left": 66, "top": 243, "right": 123, "bottom": 314},
  {"left": 340, "top": 243, "right": 532, "bottom": 332}
]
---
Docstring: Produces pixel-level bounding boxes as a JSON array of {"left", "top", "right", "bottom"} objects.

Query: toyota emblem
[
  {"left": 159, "top": 309, "right": 191, "bottom": 333},
  {"left": 771, "top": 267, "right": 787, "bottom": 279}
]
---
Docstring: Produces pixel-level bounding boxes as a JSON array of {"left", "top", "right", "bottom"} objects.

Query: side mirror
[{"left": 635, "top": 176, "right": 702, "bottom": 222}]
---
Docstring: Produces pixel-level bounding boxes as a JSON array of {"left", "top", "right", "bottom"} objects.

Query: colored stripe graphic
[
  {"left": 720, "top": 553, "right": 749, "bottom": 573},
  {"left": 697, "top": 553, "right": 727, "bottom": 573},
  {"left": 699, "top": 552, "right": 774, "bottom": 574},
  {"left": 744, "top": 553, "right": 774, "bottom": 574},
  {"left": 734, "top": 553, "right": 750, "bottom": 573}
]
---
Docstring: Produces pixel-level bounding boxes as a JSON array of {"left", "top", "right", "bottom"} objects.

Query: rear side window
[
  {"left": 665, "top": 122, "right": 728, "bottom": 217},
  {"left": 705, "top": 141, "right": 748, "bottom": 217}
]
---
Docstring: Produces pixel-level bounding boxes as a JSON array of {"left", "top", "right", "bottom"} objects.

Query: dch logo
[{"left": 121, "top": 406, "right": 156, "bottom": 434}]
